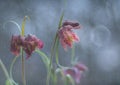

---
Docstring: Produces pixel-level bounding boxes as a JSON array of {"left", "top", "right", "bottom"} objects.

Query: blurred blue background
[{"left": 0, "top": 0, "right": 120, "bottom": 85}]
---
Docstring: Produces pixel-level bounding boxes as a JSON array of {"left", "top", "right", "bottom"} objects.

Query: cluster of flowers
[
  {"left": 11, "top": 34, "right": 43, "bottom": 58},
  {"left": 10, "top": 20, "right": 87, "bottom": 84}
]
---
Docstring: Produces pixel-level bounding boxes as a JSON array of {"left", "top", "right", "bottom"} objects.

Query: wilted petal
[
  {"left": 74, "top": 63, "right": 88, "bottom": 72},
  {"left": 62, "top": 20, "right": 80, "bottom": 29}
]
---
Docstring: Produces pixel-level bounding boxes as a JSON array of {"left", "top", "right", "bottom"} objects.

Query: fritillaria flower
[
  {"left": 10, "top": 35, "right": 24, "bottom": 56},
  {"left": 23, "top": 34, "right": 43, "bottom": 58},
  {"left": 58, "top": 20, "right": 80, "bottom": 50},
  {"left": 10, "top": 34, "right": 43, "bottom": 58},
  {"left": 62, "top": 62, "right": 87, "bottom": 84},
  {"left": 74, "top": 62, "right": 88, "bottom": 72}
]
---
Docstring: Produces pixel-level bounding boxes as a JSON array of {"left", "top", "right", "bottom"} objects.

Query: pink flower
[
  {"left": 74, "top": 62, "right": 88, "bottom": 72},
  {"left": 62, "top": 62, "right": 87, "bottom": 84},
  {"left": 23, "top": 34, "right": 43, "bottom": 58},
  {"left": 10, "top": 35, "right": 24, "bottom": 56},
  {"left": 58, "top": 20, "right": 80, "bottom": 50},
  {"left": 63, "top": 67, "right": 81, "bottom": 83},
  {"left": 10, "top": 34, "right": 43, "bottom": 58}
]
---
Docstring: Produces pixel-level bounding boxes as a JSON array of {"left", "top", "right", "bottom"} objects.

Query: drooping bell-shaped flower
[
  {"left": 62, "top": 62, "right": 87, "bottom": 84},
  {"left": 74, "top": 62, "right": 88, "bottom": 72},
  {"left": 63, "top": 67, "right": 81, "bottom": 83},
  {"left": 10, "top": 35, "right": 24, "bottom": 56},
  {"left": 58, "top": 20, "right": 80, "bottom": 50},
  {"left": 10, "top": 34, "right": 43, "bottom": 58},
  {"left": 23, "top": 34, "right": 44, "bottom": 58}
]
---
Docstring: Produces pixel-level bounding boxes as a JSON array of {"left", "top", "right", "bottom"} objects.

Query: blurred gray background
[{"left": 0, "top": 0, "right": 120, "bottom": 85}]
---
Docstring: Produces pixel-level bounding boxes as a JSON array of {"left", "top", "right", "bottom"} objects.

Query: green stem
[
  {"left": 55, "top": 37, "right": 59, "bottom": 65},
  {"left": 21, "top": 49, "right": 26, "bottom": 85},
  {"left": 71, "top": 45, "right": 75, "bottom": 65},
  {"left": 46, "top": 11, "right": 64, "bottom": 85},
  {"left": 10, "top": 57, "right": 18, "bottom": 85},
  {"left": 10, "top": 57, "right": 18, "bottom": 80},
  {"left": 46, "top": 34, "right": 58, "bottom": 85},
  {"left": 35, "top": 49, "right": 49, "bottom": 70},
  {"left": 0, "top": 59, "right": 9, "bottom": 80},
  {"left": 55, "top": 37, "right": 62, "bottom": 68}
]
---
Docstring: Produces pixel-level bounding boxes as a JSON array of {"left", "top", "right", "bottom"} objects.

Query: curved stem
[
  {"left": 10, "top": 57, "right": 19, "bottom": 85},
  {"left": 46, "top": 12, "right": 64, "bottom": 85},
  {"left": 55, "top": 38, "right": 63, "bottom": 68},
  {"left": 35, "top": 49, "right": 50, "bottom": 70},
  {"left": 10, "top": 57, "right": 18, "bottom": 80}
]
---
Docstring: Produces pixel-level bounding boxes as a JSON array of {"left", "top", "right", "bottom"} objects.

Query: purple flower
[
  {"left": 63, "top": 67, "right": 81, "bottom": 83},
  {"left": 62, "top": 62, "right": 87, "bottom": 84},
  {"left": 74, "top": 62, "right": 88, "bottom": 72}
]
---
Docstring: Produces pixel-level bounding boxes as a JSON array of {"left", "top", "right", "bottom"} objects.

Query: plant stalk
[
  {"left": 46, "top": 34, "right": 58, "bottom": 85},
  {"left": 21, "top": 49, "right": 26, "bottom": 85},
  {"left": 0, "top": 59, "right": 9, "bottom": 80}
]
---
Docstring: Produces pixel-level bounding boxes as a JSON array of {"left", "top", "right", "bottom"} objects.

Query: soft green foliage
[
  {"left": 66, "top": 75, "right": 75, "bottom": 85},
  {"left": 36, "top": 49, "right": 50, "bottom": 70},
  {"left": 1, "top": 8, "right": 86, "bottom": 85},
  {"left": 5, "top": 79, "right": 12, "bottom": 85}
]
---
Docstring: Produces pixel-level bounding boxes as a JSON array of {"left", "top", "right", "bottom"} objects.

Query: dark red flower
[
  {"left": 62, "top": 20, "right": 80, "bottom": 29},
  {"left": 23, "top": 34, "right": 43, "bottom": 58},
  {"left": 58, "top": 20, "right": 80, "bottom": 50},
  {"left": 10, "top": 35, "right": 24, "bottom": 56},
  {"left": 10, "top": 34, "right": 43, "bottom": 58}
]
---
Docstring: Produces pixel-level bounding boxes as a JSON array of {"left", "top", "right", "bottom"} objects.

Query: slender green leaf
[
  {"left": 46, "top": 12, "right": 64, "bottom": 85},
  {"left": 51, "top": 68, "right": 57, "bottom": 85},
  {"left": 3, "top": 21, "right": 21, "bottom": 33},
  {"left": 35, "top": 49, "right": 50, "bottom": 70},
  {"left": 58, "top": 12, "right": 64, "bottom": 29},
  {"left": 54, "top": 11, "right": 64, "bottom": 67}
]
